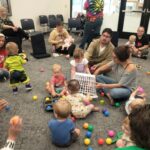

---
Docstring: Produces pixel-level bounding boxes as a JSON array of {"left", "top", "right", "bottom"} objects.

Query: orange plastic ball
[{"left": 83, "top": 123, "right": 89, "bottom": 129}]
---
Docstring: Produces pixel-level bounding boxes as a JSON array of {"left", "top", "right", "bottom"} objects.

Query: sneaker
[
  {"left": 52, "top": 53, "right": 60, "bottom": 57},
  {"left": 25, "top": 84, "right": 32, "bottom": 91},
  {"left": 13, "top": 87, "right": 18, "bottom": 95}
]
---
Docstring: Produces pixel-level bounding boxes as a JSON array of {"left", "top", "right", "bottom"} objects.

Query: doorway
[{"left": 118, "top": 0, "right": 150, "bottom": 38}]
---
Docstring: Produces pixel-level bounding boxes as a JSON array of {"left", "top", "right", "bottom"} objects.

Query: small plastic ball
[
  {"left": 85, "top": 131, "right": 92, "bottom": 138},
  {"left": 108, "top": 130, "right": 115, "bottom": 137},
  {"left": 115, "top": 102, "right": 121, "bottom": 107},
  {"left": 100, "top": 92, "right": 104, "bottom": 97},
  {"left": 106, "top": 138, "right": 112, "bottom": 145},
  {"left": 45, "top": 97, "right": 50, "bottom": 101},
  {"left": 5, "top": 106, "right": 11, "bottom": 111},
  {"left": 84, "top": 138, "right": 91, "bottom": 145},
  {"left": 83, "top": 123, "right": 89, "bottom": 129},
  {"left": 10, "top": 116, "right": 20, "bottom": 125},
  {"left": 88, "top": 125, "right": 94, "bottom": 132},
  {"left": 104, "top": 111, "right": 110, "bottom": 117},
  {"left": 98, "top": 138, "right": 104, "bottom": 145},
  {"left": 56, "top": 88, "right": 62, "bottom": 94},
  {"left": 138, "top": 86, "right": 144, "bottom": 94},
  {"left": 102, "top": 108, "right": 107, "bottom": 114},
  {"left": 87, "top": 146, "right": 93, "bottom": 150},
  {"left": 46, "top": 105, "right": 52, "bottom": 111},
  {"left": 100, "top": 100, "right": 105, "bottom": 105},
  {"left": 33, "top": 95, "right": 38, "bottom": 100},
  {"left": 39, "top": 68, "right": 44, "bottom": 72}
]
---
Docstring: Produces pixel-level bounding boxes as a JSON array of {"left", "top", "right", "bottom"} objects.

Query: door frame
[{"left": 118, "top": 0, "right": 150, "bottom": 38}]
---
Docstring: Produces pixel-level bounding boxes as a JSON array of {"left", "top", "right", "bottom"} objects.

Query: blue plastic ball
[
  {"left": 46, "top": 105, "right": 52, "bottom": 111},
  {"left": 102, "top": 108, "right": 107, "bottom": 114},
  {"left": 5, "top": 106, "right": 11, "bottom": 111},
  {"left": 87, "top": 146, "right": 93, "bottom": 150},
  {"left": 85, "top": 131, "right": 92, "bottom": 138},
  {"left": 104, "top": 110, "right": 110, "bottom": 117}
]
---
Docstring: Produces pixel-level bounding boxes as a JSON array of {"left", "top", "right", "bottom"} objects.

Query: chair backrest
[
  {"left": 39, "top": 15, "right": 48, "bottom": 25},
  {"left": 48, "top": 15, "right": 57, "bottom": 28},
  {"left": 56, "top": 14, "right": 64, "bottom": 22},
  {"left": 68, "top": 18, "right": 81, "bottom": 29},
  {"left": 48, "top": 15, "right": 56, "bottom": 21},
  {"left": 20, "top": 19, "right": 35, "bottom": 31}
]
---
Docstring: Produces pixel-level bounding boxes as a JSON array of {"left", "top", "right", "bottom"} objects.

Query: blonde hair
[
  {"left": 6, "top": 42, "right": 18, "bottom": 55},
  {"left": 53, "top": 99, "right": 71, "bottom": 119},
  {"left": 73, "top": 48, "right": 84, "bottom": 59},
  {"left": 0, "top": 6, "right": 6, "bottom": 12},
  {"left": 130, "top": 99, "right": 146, "bottom": 111},
  {"left": 122, "top": 117, "right": 130, "bottom": 134},
  {"left": 52, "top": 64, "right": 62, "bottom": 73}
]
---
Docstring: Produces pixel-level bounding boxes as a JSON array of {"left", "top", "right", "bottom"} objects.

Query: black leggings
[{"left": 55, "top": 44, "right": 76, "bottom": 56}]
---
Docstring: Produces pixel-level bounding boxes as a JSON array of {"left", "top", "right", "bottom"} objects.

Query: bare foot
[
  {"left": 106, "top": 93, "right": 114, "bottom": 106},
  {"left": 92, "top": 106, "right": 100, "bottom": 112}
]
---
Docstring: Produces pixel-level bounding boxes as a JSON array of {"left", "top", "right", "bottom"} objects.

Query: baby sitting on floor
[{"left": 62, "top": 36, "right": 74, "bottom": 50}]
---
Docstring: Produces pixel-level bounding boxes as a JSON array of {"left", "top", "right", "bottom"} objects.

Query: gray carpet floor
[{"left": 0, "top": 33, "right": 150, "bottom": 150}]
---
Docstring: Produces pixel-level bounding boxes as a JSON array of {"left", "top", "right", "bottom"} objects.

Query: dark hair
[
  {"left": 73, "top": 48, "right": 84, "bottom": 59},
  {"left": 129, "top": 104, "right": 150, "bottom": 149},
  {"left": 67, "top": 79, "right": 80, "bottom": 94},
  {"left": 56, "top": 21, "right": 64, "bottom": 27},
  {"left": 113, "top": 45, "right": 130, "bottom": 62},
  {"left": 102, "top": 28, "right": 113, "bottom": 38}
]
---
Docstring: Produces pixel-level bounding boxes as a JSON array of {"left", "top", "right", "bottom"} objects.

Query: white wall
[{"left": 10, "top": 0, "right": 70, "bottom": 30}]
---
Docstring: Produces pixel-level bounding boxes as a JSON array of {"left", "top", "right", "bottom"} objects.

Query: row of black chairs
[{"left": 39, "top": 14, "right": 64, "bottom": 28}]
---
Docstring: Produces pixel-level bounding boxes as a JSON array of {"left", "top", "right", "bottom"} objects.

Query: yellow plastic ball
[
  {"left": 45, "top": 97, "right": 50, "bottom": 101},
  {"left": 106, "top": 138, "right": 112, "bottom": 145},
  {"left": 83, "top": 123, "right": 89, "bottom": 129},
  {"left": 84, "top": 138, "right": 91, "bottom": 145},
  {"left": 33, "top": 95, "right": 38, "bottom": 100}
]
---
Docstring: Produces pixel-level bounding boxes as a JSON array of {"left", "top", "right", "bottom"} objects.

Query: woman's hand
[
  {"left": 12, "top": 26, "right": 18, "bottom": 32},
  {"left": 96, "top": 83, "right": 103, "bottom": 89}
]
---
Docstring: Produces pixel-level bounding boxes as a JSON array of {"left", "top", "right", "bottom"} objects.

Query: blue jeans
[
  {"left": 79, "top": 18, "right": 103, "bottom": 49},
  {"left": 0, "top": 69, "right": 9, "bottom": 81},
  {"left": 96, "top": 75, "right": 131, "bottom": 101}
]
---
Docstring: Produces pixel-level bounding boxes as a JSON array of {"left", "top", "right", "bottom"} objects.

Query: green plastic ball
[
  {"left": 88, "top": 125, "right": 94, "bottom": 132},
  {"left": 115, "top": 102, "right": 121, "bottom": 107}
]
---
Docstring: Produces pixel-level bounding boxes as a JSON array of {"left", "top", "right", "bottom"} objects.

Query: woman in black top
[
  {"left": 0, "top": 6, "right": 29, "bottom": 53},
  {"left": 132, "top": 26, "right": 149, "bottom": 59}
]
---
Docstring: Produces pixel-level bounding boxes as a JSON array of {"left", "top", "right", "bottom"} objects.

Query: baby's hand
[{"left": 0, "top": 99, "right": 8, "bottom": 111}]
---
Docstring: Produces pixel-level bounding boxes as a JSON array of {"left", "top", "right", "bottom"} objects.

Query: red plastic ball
[{"left": 98, "top": 138, "right": 104, "bottom": 145}]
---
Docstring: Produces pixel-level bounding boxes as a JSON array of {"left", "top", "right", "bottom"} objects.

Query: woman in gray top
[{"left": 95, "top": 45, "right": 137, "bottom": 105}]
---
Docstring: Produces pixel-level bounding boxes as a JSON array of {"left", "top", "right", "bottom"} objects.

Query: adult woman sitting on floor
[
  {"left": 0, "top": 6, "right": 29, "bottom": 53},
  {"left": 48, "top": 21, "right": 75, "bottom": 59},
  {"left": 95, "top": 45, "right": 137, "bottom": 105}
]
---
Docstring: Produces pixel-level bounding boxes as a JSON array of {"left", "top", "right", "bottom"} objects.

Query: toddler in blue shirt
[{"left": 48, "top": 99, "right": 80, "bottom": 147}]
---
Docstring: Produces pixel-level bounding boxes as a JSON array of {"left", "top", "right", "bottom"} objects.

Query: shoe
[
  {"left": 52, "top": 53, "right": 60, "bottom": 57},
  {"left": 13, "top": 87, "right": 18, "bottom": 95},
  {"left": 25, "top": 84, "right": 32, "bottom": 91}
]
